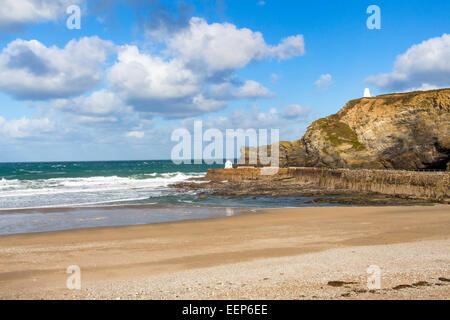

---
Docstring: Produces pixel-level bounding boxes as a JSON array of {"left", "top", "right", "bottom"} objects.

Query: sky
[{"left": 0, "top": 0, "right": 449, "bottom": 162}]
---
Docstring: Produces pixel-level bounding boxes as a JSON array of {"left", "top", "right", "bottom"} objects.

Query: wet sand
[{"left": 0, "top": 205, "right": 449, "bottom": 299}]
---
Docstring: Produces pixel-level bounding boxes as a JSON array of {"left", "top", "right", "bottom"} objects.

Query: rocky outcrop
[
  {"left": 242, "top": 88, "right": 450, "bottom": 170},
  {"left": 172, "top": 167, "right": 450, "bottom": 203}
]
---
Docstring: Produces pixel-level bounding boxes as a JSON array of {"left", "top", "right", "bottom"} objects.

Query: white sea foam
[{"left": 0, "top": 172, "right": 205, "bottom": 210}]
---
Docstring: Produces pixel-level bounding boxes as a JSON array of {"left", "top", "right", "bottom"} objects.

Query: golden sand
[{"left": 0, "top": 205, "right": 449, "bottom": 299}]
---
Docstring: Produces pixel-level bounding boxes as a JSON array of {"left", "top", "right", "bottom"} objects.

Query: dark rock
[
  {"left": 392, "top": 284, "right": 413, "bottom": 290},
  {"left": 327, "top": 281, "right": 357, "bottom": 287}
]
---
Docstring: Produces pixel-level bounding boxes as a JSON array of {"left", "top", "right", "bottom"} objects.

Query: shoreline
[
  {"left": 0, "top": 206, "right": 251, "bottom": 237},
  {"left": 0, "top": 199, "right": 435, "bottom": 215},
  {"left": 1, "top": 203, "right": 448, "bottom": 238},
  {"left": 0, "top": 205, "right": 449, "bottom": 299},
  {"left": 0, "top": 201, "right": 442, "bottom": 236},
  {"left": 0, "top": 198, "right": 440, "bottom": 215}
]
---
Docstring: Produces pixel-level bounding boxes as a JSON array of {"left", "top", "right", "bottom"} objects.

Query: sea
[{"left": 0, "top": 160, "right": 333, "bottom": 235}]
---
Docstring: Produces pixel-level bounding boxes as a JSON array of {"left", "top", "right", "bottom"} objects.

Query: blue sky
[{"left": 0, "top": 0, "right": 449, "bottom": 162}]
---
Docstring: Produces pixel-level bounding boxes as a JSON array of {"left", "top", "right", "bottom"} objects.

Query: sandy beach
[{"left": 0, "top": 205, "right": 449, "bottom": 300}]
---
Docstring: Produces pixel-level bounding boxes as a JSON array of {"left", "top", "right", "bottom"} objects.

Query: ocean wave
[{"left": 0, "top": 172, "right": 205, "bottom": 209}]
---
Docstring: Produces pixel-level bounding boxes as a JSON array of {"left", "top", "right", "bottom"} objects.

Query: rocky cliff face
[{"left": 244, "top": 88, "right": 450, "bottom": 170}]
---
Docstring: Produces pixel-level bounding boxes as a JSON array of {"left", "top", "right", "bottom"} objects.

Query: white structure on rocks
[
  {"left": 224, "top": 160, "right": 233, "bottom": 169},
  {"left": 364, "top": 88, "right": 372, "bottom": 98}
]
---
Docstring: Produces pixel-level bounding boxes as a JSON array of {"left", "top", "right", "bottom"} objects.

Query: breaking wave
[{"left": 0, "top": 172, "right": 204, "bottom": 210}]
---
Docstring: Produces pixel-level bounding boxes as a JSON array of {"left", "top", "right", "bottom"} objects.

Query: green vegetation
[
  {"left": 315, "top": 116, "right": 366, "bottom": 151},
  {"left": 338, "top": 99, "right": 361, "bottom": 117},
  {"left": 376, "top": 89, "right": 446, "bottom": 105},
  {"left": 377, "top": 88, "right": 448, "bottom": 98},
  {"left": 418, "top": 98, "right": 435, "bottom": 109},
  {"left": 279, "top": 141, "right": 293, "bottom": 150}
]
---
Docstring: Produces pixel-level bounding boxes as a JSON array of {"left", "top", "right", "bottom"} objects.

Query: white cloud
[
  {"left": 126, "top": 131, "right": 145, "bottom": 139},
  {"left": 269, "top": 35, "right": 305, "bottom": 60},
  {"left": 0, "top": 17, "right": 304, "bottom": 120},
  {"left": 281, "top": 104, "right": 311, "bottom": 119},
  {"left": 314, "top": 73, "right": 333, "bottom": 89},
  {"left": 52, "top": 90, "right": 132, "bottom": 116},
  {"left": 235, "top": 80, "right": 273, "bottom": 98},
  {"left": 107, "top": 45, "right": 226, "bottom": 118},
  {"left": 404, "top": 83, "right": 441, "bottom": 92},
  {"left": 108, "top": 45, "right": 200, "bottom": 101},
  {"left": 210, "top": 80, "right": 273, "bottom": 99},
  {"left": 73, "top": 115, "right": 118, "bottom": 123},
  {"left": 106, "top": 18, "right": 305, "bottom": 118},
  {"left": 365, "top": 34, "right": 450, "bottom": 91},
  {"left": 190, "top": 94, "right": 226, "bottom": 113},
  {"left": 167, "top": 17, "right": 305, "bottom": 74},
  {"left": 0, "top": 36, "right": 115, "bottom": 100},
  {"left": 0, "top": 116, "right": 54, "bottom": 138},
  {"left": 0, "top": 0, "right": 83, "bottom": 30},
  {"left": 271, "top": 73, "right": 280, "bottom": 83}
]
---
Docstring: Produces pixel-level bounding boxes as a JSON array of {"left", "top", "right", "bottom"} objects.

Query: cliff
[{"left": 242, "top": 88, "right": 450, "bottom": 170}]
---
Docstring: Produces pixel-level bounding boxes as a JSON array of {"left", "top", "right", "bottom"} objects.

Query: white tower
[
  {"left": 363, "top": 88, "right": 372, "bottom": 98},
  {"left": 224, "top": 160, "right": 233, "bottom": 169}
]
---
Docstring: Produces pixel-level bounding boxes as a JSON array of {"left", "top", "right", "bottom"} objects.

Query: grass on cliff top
[
  {"left": 377, "top": 87, "right": 450, "bottom": 98},
  {"left": 315, "top": 116, "right": 366, "bottom": 151},
  {"left": 340, "top": 88, "right": 450, "bottom": 116},
  {"left": 368, "top": 88, "right": 450, "bottom": 107}
]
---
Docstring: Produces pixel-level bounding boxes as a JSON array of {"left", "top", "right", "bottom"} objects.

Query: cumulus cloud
[
  {"left": 210, "top": 80, "right": 273, "bottom": 99},
  {"left": 0, "top": 116, "right": 54, "bottom": 138},
  {"left": 269, "top": 35, "right": 305, "bottom": 60},
  {"left": 0, "top": 16, "right": 308, "bottom": 150},
  {"left": 314, "top": 73, "right": 333, "bottom": 89},
  {"left": 0, "top": 18, "right": 305, "bottom": 119},
  {"left": 167, "top": 17, "right": 305, "bottom": 74},
  {"left": 0, "top": 37, "right": 115, "bottom": 100},
  {"left": 0, "top": 0, "right": 83, "bottom": 30},
  {"left": 106, "top": 18, "right": 304, "bottom": 117},
  {"left": 107, "top": 45, "right": 225, "bottom": 118},
  {"left": 365, "top": 34, "right": 450, "bottom": 92},
  {"left": 235, "top": 80, "right": 274, "bottom": 98},
  {"left": 108, "top": 45, "right": 200, "bottom": 101},
  {"left": 126, "top": 131, "right": 145, "bottom": 139},
  {"left": 280, "top": 104, "right": 311, "bottom": 120},
  {"left": 52, "top": 90, "right": 132, "bottom": 117},
  {"left": 73, "top": 115, "right": 118, "bottom": 123}
]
